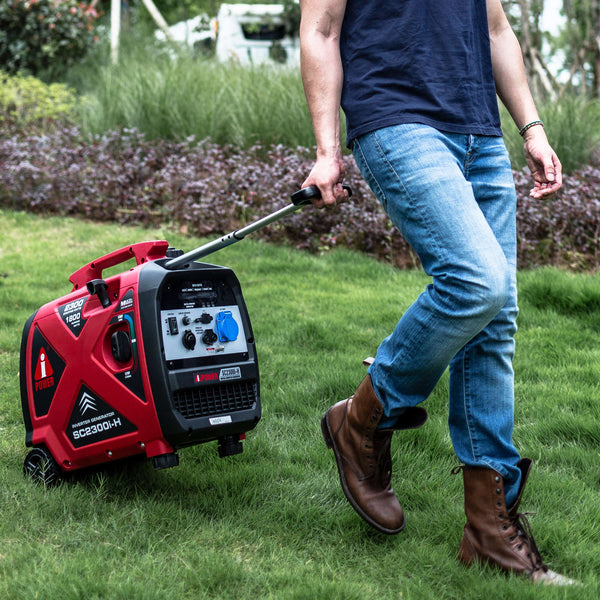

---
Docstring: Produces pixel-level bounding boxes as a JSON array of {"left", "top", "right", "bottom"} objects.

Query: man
[{"left": 299, "top": 0, "right": 574, "bottom": 585}]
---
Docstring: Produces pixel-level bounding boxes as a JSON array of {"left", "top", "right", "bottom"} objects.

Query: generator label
[
  {"left": 67, "top": 385, "right": 137, "bottom": 448},
  {"left": 58, "top": 296, "right": 88, "bottom": 337},
  {"left": 115, "top": 290, "right": 134, "bottom": 313},
  {"left": 30, "top": 328, "right": 66, "bottom": 417},
  {"left": 219, "top": 367, "right": 242, "bottom": 381},
  {"left": 209, "top": 415, "right": 232, "bottom": 426}
]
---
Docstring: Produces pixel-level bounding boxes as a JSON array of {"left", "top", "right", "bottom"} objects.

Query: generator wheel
[{"left": 23, "top": 447, "right": 62, "bottom": 486}]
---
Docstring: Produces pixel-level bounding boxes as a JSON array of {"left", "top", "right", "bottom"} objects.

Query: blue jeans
[{"left": 352, "top": 123, "right": 522, "bottom": 506}]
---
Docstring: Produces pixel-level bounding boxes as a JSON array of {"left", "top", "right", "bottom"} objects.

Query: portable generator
[{"left": 20, "top": 185, "right": 348, "bottom": 485}]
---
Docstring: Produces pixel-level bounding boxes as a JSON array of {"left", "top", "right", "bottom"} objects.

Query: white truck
[
  {"left": 156, "top": 3, "right": 300, "bottom": 66},
  {"left": 215, "top": 3, "right": 299, "bottom": 66}
]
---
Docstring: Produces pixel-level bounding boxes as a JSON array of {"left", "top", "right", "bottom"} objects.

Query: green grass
[{"left": 1, "top": 209, "right": 600, "bottom": 599}]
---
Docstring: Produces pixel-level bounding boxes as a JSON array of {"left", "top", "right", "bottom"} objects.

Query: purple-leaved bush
[{"left": 1, "top": 126, "right": 599, "bottom": 270}]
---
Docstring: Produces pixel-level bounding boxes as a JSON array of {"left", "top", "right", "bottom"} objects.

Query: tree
[
  {"left": 502, "top": 0, "right": 560, "bottom": 99},
  {"left": 504, "top": 0, "right": 600, "bottom": 99},
  {"left": 559, "top": 0, "right": 600, "bottom": 98}
]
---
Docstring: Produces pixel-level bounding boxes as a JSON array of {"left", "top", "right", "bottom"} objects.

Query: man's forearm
[
  {"left": 487, "top": 0, "right": 540, "bottom": 130},
  {"left": 299, "top": 1, "right": 346, "bottom": 157},
  {"left": 298, "top": 0, "right": 349, "bottom": 205}
]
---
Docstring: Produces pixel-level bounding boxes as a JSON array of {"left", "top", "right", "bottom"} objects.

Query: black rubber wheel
[{"left": 23, "top": 447, "right": 62, "bottom": 486}]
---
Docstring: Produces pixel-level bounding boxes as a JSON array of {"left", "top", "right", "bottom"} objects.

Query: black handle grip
[{"left": 291, "top": 184, "right": 353, "bottom": 206}]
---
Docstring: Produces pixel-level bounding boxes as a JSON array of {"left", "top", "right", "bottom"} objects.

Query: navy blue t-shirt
[{"left": 340, "top": 0, "right": 502, "bottom": 146}]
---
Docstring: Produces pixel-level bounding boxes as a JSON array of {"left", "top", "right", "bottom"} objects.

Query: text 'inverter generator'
[{"left": 20, "top": 186, "right": 350, "bottom": 485}]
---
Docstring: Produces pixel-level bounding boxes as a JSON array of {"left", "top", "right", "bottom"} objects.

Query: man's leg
[
  {"left": 352, "top": 124, "right": 519, "bottom": 480},
  {"left": 323, "top": 123, "right": 519, "bottom": 532},
  {"left": 447, "top": 133, "right": 521, "bottom": 503}
]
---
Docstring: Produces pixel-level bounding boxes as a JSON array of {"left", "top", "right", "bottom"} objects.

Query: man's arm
[
  {"left": 299, "top": 0, "right": 348, "bottom": 207},
  {"left": 487, "top": 0, "right": 562, "bottom": 198}
]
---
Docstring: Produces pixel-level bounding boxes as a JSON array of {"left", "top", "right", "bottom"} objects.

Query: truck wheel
[{"left": 23, "top": 447, "right": 61, "bottom": 486}]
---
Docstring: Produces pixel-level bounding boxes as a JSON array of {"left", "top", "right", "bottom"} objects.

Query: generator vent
[{"left": 173, "top": 380, "right": 257, "bottom": 419}]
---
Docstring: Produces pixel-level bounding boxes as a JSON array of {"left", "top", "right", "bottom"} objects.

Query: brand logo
[
  {"left": 34, "top": 347, "right": 55, "bottom": 391},
  {"left": 195, "top": 372, "right": 219, "bottom": 383},
  {"left": 67, "top": 386, "right": 137, "bottom": 447},
  {"left": 79, "top": 392, "right": 98, "bottom": 415}
]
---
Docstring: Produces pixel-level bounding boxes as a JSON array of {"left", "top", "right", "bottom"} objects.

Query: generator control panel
[
  {"left": 161, "top": 305, "right": 248, "bottom": 360},
  {"left": 159, "top": 277, "right": 249, "bottom": 362}
]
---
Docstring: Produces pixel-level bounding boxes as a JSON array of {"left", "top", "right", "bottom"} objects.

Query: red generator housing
[{"left": 20, "top": 241, "right": 260, "bottom": 484}]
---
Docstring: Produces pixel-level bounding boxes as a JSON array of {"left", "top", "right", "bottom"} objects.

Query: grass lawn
[{"left": 1, "top": 209, "right": 599, "bottom": 599}]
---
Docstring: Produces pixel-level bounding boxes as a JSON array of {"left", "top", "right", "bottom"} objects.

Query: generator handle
[
  {"left": 69, "top": 240, "right": 170, "bottom": 290},
  {"left": 163, "top": 185, "right": 352, "bottom": 270}
]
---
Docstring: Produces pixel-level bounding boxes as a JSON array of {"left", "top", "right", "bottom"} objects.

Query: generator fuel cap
[{"left": 111, "top": 330, "right": 132, "bottom": 363}]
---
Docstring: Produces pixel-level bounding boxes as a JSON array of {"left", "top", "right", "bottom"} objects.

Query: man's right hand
[{"left": 301, "top": 153, "right": 348, "bottom": 208}]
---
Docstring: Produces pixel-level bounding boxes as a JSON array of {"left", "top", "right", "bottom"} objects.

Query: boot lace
[{"left": 511, "top": 512, "right": 548, "bottom": 573}]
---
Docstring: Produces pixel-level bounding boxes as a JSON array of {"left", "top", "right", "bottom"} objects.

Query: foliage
[
  {"left": 281, "top": 0, "right": 300, "bottom": 37},
  {"left": 63, "top": 31, "right": 600, "bottom": 166},
  {"left": 0, "top": 70, "right": 78, "bottom": 136},
  {"left": 1, "top": 125, "right": 599, "bottom": 271},
  {"left": 73, "top": 52, "right": 316, "bottom": 149},
  {"left": 500, "top": 0, "right": 600, "bottom": 100},
  {"left": 0, "top": 0, "right": 100, "bottom": 77},
  {"left": 514, "top": 167, "right": 600, "bottom": 269},
  {"left": 500, "top": 0, "right": 558, "bottom": 99},
  {"left": 557, "top": 0, "right": 600, "bottom": 97}
]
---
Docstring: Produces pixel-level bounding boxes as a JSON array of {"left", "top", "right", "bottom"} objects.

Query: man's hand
[
  {"left": 523, "top": 126, "right": 562, "bottom": 199},
  {"left": 301, "top": 152, "right": 348, "bottom": 208}
]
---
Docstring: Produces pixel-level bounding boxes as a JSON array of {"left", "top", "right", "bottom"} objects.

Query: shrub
[
  {"left": 0, "top": 71, "right": 78, "bottom": 135},
  {"left": 1, "top": 125, "right": 599, "bottom": 271},
  {"left": 514, "top": 167, "right": 600, "bottom": 270},
  {"left": 0, "top": 0, "right": 100, "bottom": 77}
]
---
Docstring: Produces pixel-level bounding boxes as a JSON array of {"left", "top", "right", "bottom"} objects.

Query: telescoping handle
[{"left": 164, "top": 185, "right": 352, "bottom": 270}]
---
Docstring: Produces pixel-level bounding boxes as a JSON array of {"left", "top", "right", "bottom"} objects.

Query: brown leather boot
[
  {"left": 321, "top": 375, "right": 427, "bottom": 534},
  {"left": 456, "top": 459, "right": 576, "bottom": 585}
]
